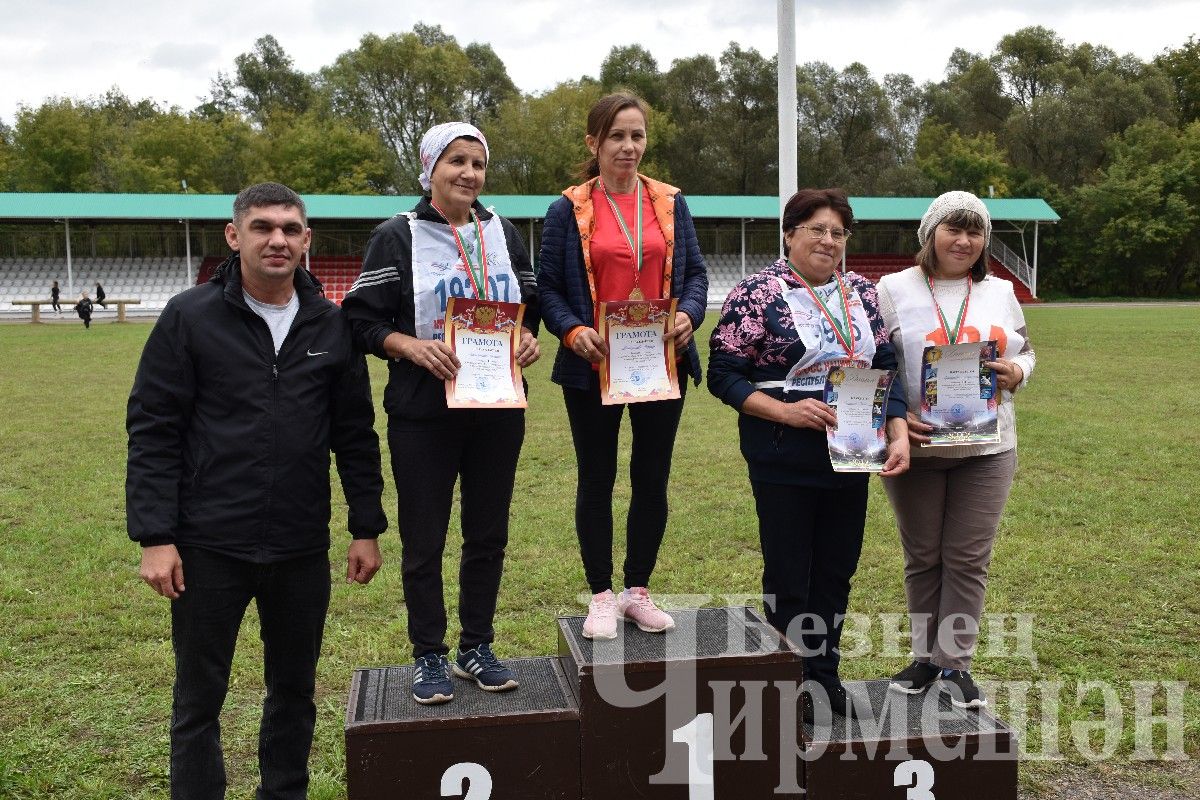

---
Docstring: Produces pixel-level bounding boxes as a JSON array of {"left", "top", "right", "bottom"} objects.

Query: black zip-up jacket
[
  {"left": 342, "top": 196, "right": 540, "bottom": 421},
  {"left": 126, "top": 255, "right": 387, "bottom": 562}
]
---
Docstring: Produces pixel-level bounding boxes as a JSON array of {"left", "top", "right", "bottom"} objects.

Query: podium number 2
[
  {"left": 441, "top": 762, "right": 492, "bottom": 799},
  {"left": 672, "top": 713, "right": 715, "bottom": 800},
  {"left": 894, "top": 759, "right": 935, "bottom": 800}
]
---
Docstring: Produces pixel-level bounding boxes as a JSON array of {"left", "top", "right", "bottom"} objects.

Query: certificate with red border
[
  {"left": 444, "top": 298, "right": 527, "bottom": 409},
  {"left": 597, "top": 298, "right": 680, "bottom": 406}
]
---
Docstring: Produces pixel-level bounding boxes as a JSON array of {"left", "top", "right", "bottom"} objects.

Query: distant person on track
[
  {"left": 537, "top": 92, "right": 708, "bottom": 641},
  {"left": 50, "top": 280, "right": 61, "bottom": 314},
  {"left": 877, "top": 191, "right": 1036, "bottom": 709},
  {"left": 95, "top": 281, "right": 107, "bottom": 308},
  {"left": 74, "top": 291, "right": 93, "bottom": 328},
  {"left": 126, "top": 181, "right": 387, "bottom": 799}
]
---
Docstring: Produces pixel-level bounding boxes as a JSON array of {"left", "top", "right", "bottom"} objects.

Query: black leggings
[
  {"left": 562, "top": 375, "right": 687, "bottom": 595},
  {"left": 388, "top": 410, "right": 524, "bottom": 658}
]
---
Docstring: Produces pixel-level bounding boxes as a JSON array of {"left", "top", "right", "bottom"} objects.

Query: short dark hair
[
  {"left": 232, "top": 182, "right": 307, "bottom": 225},
  {"left": 781, "top": 188, "right": 853, "bottom": 256},
  {"left": 578, "top": 93, "right": 649, "bottom": 180},
  {"left": 915, "top": 208, "right": 989, "bottom": 282}
]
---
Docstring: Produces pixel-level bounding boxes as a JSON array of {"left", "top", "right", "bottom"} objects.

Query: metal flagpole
[
  {"left": 65, "top": 219, "right": 74, "bottom": 296},
  {"left": 777, "top": 0, "right": 798, "bottom": 245},
  {"left": 185, "top": 219, "right": 193, "bottom": 286}
]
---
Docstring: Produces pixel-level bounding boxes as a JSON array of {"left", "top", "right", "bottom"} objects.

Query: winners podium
[{"left": 345, "top": 607, "right": 1017, "bottom": 798}]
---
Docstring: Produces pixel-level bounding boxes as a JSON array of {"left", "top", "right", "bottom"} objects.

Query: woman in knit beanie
[{"left": 876, "top": 190, "right": 1036, "bottom": 709}]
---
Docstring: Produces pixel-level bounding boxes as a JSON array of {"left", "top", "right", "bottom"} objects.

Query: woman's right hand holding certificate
[
  {"left": 384, "top": 331, "right": 461, "bottom": 379},
  {"left": 779, "top": 397, "right": 837, "bottom": 432}
]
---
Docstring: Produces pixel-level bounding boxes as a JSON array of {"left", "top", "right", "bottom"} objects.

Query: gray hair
[{"left": 232, "top": 182, "right": 307, "bottom": 225}]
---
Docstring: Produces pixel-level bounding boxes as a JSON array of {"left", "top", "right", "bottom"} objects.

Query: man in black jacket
[{"left": 126, "top": 182, "right": 387, "bottom": 800}]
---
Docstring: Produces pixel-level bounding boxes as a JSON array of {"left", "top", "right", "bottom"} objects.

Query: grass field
[{"left": 0, "top": 306, "right": 1197, "bottom": 798}]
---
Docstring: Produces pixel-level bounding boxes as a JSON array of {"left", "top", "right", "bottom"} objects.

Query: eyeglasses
[{"left": 794, "top": 224, "right": 851, "bottom": 242}]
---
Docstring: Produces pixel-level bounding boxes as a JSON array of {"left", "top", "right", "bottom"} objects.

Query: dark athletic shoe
[
  {"left": 803, "top": 683, "right": 860, "bottom": 723},
  {"left": 412, "top": 653, "right": 454, "bottom": 705},
  {"left": 889, "top": 660, "right": 941, "bottom": 695},
  {"left": 453, "top": 643, "right": 519, "bottom": 692},
  {"left": 940, "top": 669, "right": 987, "bottom": 709}
]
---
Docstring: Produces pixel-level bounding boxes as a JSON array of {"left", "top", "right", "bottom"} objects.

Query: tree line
[{"left": 0, "top": 24, "right": 1197, "bottom": 296}]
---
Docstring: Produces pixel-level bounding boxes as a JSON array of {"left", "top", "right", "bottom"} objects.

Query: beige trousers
[{"left": 882, "top": 448, "right": 1017, "bottom": 670}]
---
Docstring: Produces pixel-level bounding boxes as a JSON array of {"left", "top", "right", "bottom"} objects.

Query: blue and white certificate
[
  {"left": 824, "top": 367, "right": 895, "bottom": 472},
  {"left": 919, "top": 341, "right": 999, "bottom": 445}
]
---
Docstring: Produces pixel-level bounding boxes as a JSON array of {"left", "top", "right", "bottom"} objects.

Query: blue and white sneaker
[
  {"left": 453, "top": 643, "right": 519, "bottom": 692},
  {"left": 412, "top": 653, "right": 454, "bottom": 705}
]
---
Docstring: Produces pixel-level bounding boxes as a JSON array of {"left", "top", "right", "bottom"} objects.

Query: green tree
[
  {"left": 797, "top": 61, "right": 898, "bottom": 192},
  {"left": 10, "top": 99, "right": 110, "bottom": 191},
  {"left": 322, "top": 26, "right": 513, "bottom": 190},
  {"left": 658, "top": 54, "right": 723, "bottom": 191},
  {"left": 486, "top": 82, "right": 604, "bottom": 194},
  {"left": 915, "top": 121, "right": 1012, "bottom": 196},
  {"left": 0, "top": 120, "right": 13, "bottom": 191},
  {"left": 1057, "top": 120, "right": 1200, "bottom": 295},
  {"left": 600, "top": 44, "right": 663, "bottom": 107},
  {"left": 992, "top": 26, "right": 1068, "bottom": 107},
  {"left": 231, "top": 35, "right": 315, "bottom": 124},
  {"left": 256, "top": 111, "right": 394, "bottom": 194},
  {"left": 1155, "top": 36, "right": 1200, "bottom": 124},
  {"left": 463, "top": 43, "right": 519, "bottom": 126}
]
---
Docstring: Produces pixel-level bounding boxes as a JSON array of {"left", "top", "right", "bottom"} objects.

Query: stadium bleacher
[
  {"left": 0, "top": 250, "right": 1034, "bottom": 316},
  {"left": 0, "top": 256, "right": 197, "bottom": 312}
]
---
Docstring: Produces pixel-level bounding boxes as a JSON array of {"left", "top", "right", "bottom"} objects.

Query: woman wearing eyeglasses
[
  {"left": 538, "top": 93, "right": 709, "bottom": 640},
  {"left": 708, "top": 188, "right": 909, "bottom": 719}
]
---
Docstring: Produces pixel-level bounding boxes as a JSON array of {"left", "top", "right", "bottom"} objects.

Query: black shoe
[
  {"left": 803, "top": 683, "right": 859, "bottom": 723},
  {"left": 453, "top": 643, "right": 519, "bottom": 692},
  {"left": 412, "top": 653, "right": 454, "bottom": 705},
  {"left": 889, "top": 660, "right": 940, "bottom": 695},
  {"left": 940, "top": 669, "right": 986, "bottom": 709}
]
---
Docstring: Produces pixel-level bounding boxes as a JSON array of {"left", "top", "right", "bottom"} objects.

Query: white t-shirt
[{"left": 243, "top": 290, "right": 299, "bottom": 354}]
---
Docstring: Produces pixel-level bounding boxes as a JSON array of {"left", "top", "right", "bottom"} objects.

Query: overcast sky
[{"left": 1, "top": 1, "right": 1195, "bottom": 126}]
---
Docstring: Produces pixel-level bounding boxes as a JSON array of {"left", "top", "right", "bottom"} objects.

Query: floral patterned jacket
[{"left": 707, "top": 259, "right": 906, "bottom": 485}]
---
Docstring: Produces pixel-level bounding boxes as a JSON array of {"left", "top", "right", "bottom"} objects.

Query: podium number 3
[
  {"left": 894, "top": 759, "right": 935, "bottom": 800},
  {"left": 441, "top": 762, "right": 492, "bottom": 799}
]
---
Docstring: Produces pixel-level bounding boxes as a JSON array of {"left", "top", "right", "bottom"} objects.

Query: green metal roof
[{"left": 0, "top": 193, "right": 1059, "bottom": 223}]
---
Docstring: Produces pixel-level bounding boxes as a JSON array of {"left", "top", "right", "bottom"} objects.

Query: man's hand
[
  {"left": 140, "top": 544, "right": 185, "bottom": 599},
  {"left": 346, "top": 539, "right": 382, "bottom": 585}
]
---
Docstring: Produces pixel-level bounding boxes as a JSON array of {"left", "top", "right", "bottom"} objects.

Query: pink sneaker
[
  {"left": 582, "top": 590, "right": 618, "bottom": 640},
  {"left": 617, "top": 587, "right": 675, "bottom": 633}
]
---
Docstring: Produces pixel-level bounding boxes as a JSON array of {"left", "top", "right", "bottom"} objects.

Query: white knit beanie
[{"left": 918, "top": 191, "right": 991, "bottom": 246}]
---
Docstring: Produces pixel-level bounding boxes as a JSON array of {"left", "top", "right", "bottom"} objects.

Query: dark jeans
[
  {"left": 751, "top": 479, "right": 868, "bottom": 690},
  {"left": 562, "top": 375, "right": 687, "bottom": 595},
  {"left": 388, "top": 410, "right": 524, "bottom": 658},
  {"left": 170, "top": 546, "right": 330, "bottom": 800}
]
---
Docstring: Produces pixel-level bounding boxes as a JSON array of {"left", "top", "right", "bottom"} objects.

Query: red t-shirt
[{"left": 590, "top": 184, "right": 667, "bottom": 324}]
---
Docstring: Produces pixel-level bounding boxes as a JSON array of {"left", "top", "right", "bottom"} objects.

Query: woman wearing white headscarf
[
  {"left": 343, "top": 122, "right": 540, "bottom": 706},
  {"left": 877, "top": 191, "right": 1035, "bottom": 709}
]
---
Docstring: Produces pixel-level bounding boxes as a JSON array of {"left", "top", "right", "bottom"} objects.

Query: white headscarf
[{"left": 418, "top": 122, "right": 490, "bottom": 191}]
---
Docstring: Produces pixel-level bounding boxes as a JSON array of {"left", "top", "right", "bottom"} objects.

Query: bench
[{"left": 11, "top": 298, "right": 143, "bottom": 323}]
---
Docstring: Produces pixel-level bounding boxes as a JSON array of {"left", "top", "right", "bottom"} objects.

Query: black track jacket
[{"left": 126, "top": 256, "right": 387, "bottom": 562}]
